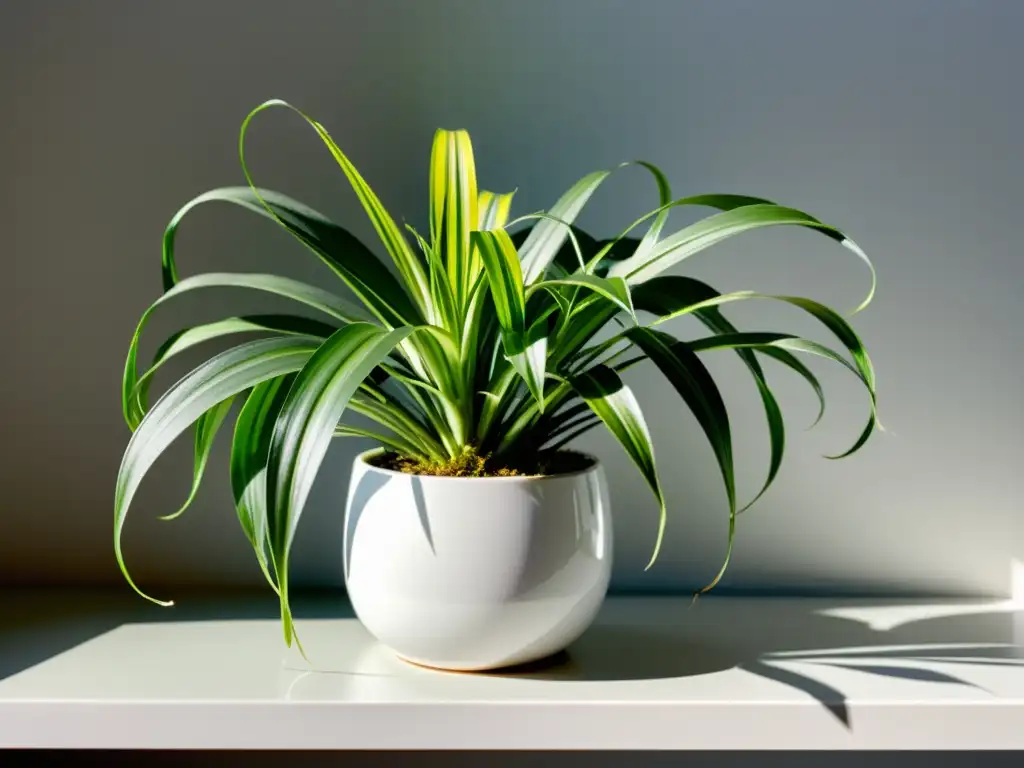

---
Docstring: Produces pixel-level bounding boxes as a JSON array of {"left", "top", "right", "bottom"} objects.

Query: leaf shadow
[
  {"left": 343, "top": 470, "right": 391, "bottom": 580},
  {"left": 486, "top": 597, "right": 1024, "bottom": 731}
]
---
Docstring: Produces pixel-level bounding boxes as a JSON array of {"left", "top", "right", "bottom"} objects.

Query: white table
[{"left": 1, "top": 589, "right": 1022, "bottom": 750}]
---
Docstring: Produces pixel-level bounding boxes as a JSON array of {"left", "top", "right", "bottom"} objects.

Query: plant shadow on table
[
  {"left": 482, "top": 597, "right": 1024, "bottom": 728},
  {"left": 4, "top": 590, "right": 1023, "bottom": 730}
]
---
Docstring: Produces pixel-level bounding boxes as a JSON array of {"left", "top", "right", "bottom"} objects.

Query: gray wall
[{"left": 1, "top": 0, "right": 1021, "bottom": 597}]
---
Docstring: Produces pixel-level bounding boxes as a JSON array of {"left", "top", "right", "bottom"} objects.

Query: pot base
[{"left": 394, "top": 647, "right": 573, "bottom": 674}]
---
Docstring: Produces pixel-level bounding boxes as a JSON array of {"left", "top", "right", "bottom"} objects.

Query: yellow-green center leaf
[
  {"left": 477, "top": 190, "right": 515, "bottom": 230},
  {"left": 430, "top": 129, "right": 479, "bottom": 312},
  {"left": 472, "top": 229, "right": 547, "bottom": 409}
]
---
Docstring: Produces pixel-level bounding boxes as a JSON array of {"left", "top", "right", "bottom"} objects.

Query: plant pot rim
[{"left": 355, "top": 447, "right": 601, "bottom": 482}]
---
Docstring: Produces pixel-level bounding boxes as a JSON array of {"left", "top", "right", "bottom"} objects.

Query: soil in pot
[{"left": 368, "top": 446, "right": 594, "bottom": 479}]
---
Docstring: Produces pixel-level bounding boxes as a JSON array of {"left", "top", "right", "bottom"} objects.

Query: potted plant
[{"left": 114, "top": 99, "right": 877, "bottom": 671}]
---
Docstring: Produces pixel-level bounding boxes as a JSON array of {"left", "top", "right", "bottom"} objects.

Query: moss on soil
[{"left": 368, "top": 446, "right": 592, "bottom": 478}]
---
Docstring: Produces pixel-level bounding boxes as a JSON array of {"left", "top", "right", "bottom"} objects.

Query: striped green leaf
[
  {"left": 230, "top": 375, "right": 296, "bottom": 591},
  {"left": 429, "top": 130, "right": 479, "bottom": 310},
  {"left": 609, "top": 203, "right": 876, "bottom": 314},
  {"left": 478, "top": 190, "right": 515, "bottom": 230},
  {"left": 519, "top": 170, "right": 612, "bottom": 284},
  {"left": 531, "top": 274, "right": 635, "bottom": 322},
  {"left": 587, "top": 194, "right": 775, "bottom": 274},
  {"left": 520, "top": 161, "right": 677, "bottom": 283},
  {"left": 121, "top": 272, "right": 355, "bottom": 431},
  {"left": 551, "top": 294, "right": 622, "bottom": 368},
  {"left": 157, "top": 395, "right": 235, "bottom": 522},
  {"left": 163, "top": 186, "right": 418, "bottom": 326},
  {"left": 651, "top": 290, "right": 876, "bottom": 391},
  {"left": 266, "top": 324, "right": 414, "bottom": 645},
  {"left": 628, "top": 161, "right": 673, "bottom": 266},
  {"left": 632, "top": 275, "right": 804, "bottom": 508},
  {"left": 239, "top": 100, "right": 431, "bottom": 319},
  {"left": 508, "top": 324, "right": 549, "bottom": 411},
  {"left": 407, "top": 223, "right": 458, "bottom": 332},
  {"left": 686, "top": 332, "right": 876, "bottom": 460},
  {"left": 333, "top": 423, "right": 424, "bottom": 459},
  {"left": 128, "top": 314, "right": 337, "bottom": 429},
  {"left": 569, "top": 365, "right": 666, "bottom": 568},
  {"left": 114, "top": 337, "right": 318, "bottom": 606},
  {"left": 472, "top": 229, "right": 548, "bottom": 407},
  {"left": 650, "top": 289, "right": 877, "bottom": 457}
]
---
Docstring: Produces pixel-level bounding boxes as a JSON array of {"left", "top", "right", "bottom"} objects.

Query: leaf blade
[
  {"left": 129, "top": 313, "right": 337, "bottom": 429},
  {"left": 519, "top": 170, "right": 612, "bottom": 284},
  {"left": 472, "top": 229, "right": 548, "bottom": 408},
  {"left": 609, "top": 203, "right": 876, "bottom": 314},
  {"left": 230, "top": 375, "right": 297, "bottom": 591},
  {"left": 163, "top": 186, "right": 419, "bottom": 326},
  {"left": 532, "top": 274, "right": 635, "bottom": 321},
  {"left": 624, "top": 327, "right": 736, "bottom": 591},
  {"left": 569, "top": 365, "right": 666, "bottom": 568},
  {"left": 114, "top": 336, "right": 319, "bottom": 606},
  {"left": 122, "top": 272, "right": 353, "bottom": 430},
  {"left": 430, "top": 129, "right": 479, "bottom": 310},
  {"left": 265, "top": 324, "right": 414, "bottom": 644},
  {"left": 158, "top": 395, "right": 236, "bottom": 522},
  {"left": 239, "top": 101, "right": 431, "bottom": 319}
]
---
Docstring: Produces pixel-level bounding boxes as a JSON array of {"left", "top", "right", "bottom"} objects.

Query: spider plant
[{"left": 115, "top": 99, "right": 878, "bottom": 648}]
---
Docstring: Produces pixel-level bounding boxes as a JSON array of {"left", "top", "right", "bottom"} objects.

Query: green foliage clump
[{"left": 113, "top": 99, "right": 879, "bottom": 649}]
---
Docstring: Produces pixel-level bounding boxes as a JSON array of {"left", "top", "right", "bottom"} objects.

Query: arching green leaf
[
  {"left": 625, "top": 327, "right": 736, "bottom": 593},
  {"left": 230, "top": 375, "right": 296, "bottom": 592},
  {"left": 158, "top": 396, "right": 236, "bottom": 522},
  {"left": 114, "top": 337, "right": 318, "bottom": 606},
  {"left": 609, "top": 203, "right": 875, "bottom": 314},
  {"left": 122, "top": 272, "right": 356, "bottom": 430},
  {"left": 129, "top": 313, "right": 338, "bottom": 429},
  {"left": 163, "top": 186, "right": 419, "bottom": 326},
  {"left": 266, "top": 324, "right": 414, "bottom": 646},
  {"left": 239, "top": 100, "right": 431, "bottom": 319},
  {"left": 569, "top": 365, "right": 666, "bottom": 568},
  {"left": 473, "top": 229, "right": 547, "bottom": 408}
]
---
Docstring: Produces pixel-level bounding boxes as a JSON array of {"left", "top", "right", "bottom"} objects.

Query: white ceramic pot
[{"left": 343, "top": 449, "right": 613, "bottom": 671}]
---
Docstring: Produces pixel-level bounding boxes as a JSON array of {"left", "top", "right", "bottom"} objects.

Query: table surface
[{"left": 2, "top": 588, "right": 1023, "bottom": 750}]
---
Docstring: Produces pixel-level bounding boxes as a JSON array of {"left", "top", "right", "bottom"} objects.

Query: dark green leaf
[
  {"left": 569, "top": 365, "right": 666, "bottom": 568},
  {"left": 158, "top": 396, "right": 235, "bottom": 522},
  {"left": 609, "top": 203, "right": 875, "bottom": 314},
  {"left": 624, "top": 328, "right": 736, "bottom": 592},
  {"left": 163, "top": 186, "right": 421, "bottom": 326}
]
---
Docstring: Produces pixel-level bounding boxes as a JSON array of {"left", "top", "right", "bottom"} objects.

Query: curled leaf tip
[
  {"left": 839, "top": 237, "right": 876, "bottom": 316},
  {"left": 644, "top": 504, "right": 667, "bottom": 571},
  {"left": 142, "top": 592, "right": 175, "bottom": 608}
]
